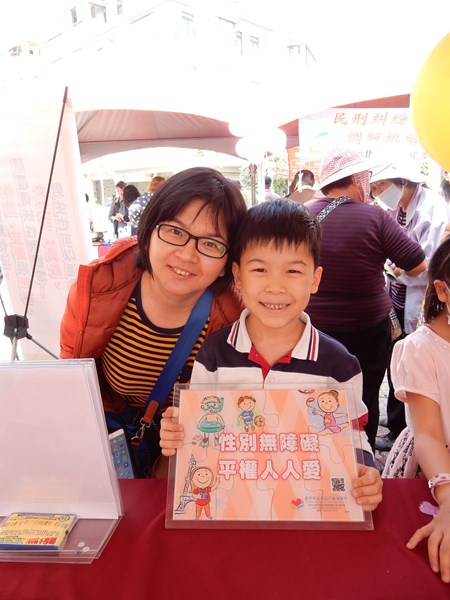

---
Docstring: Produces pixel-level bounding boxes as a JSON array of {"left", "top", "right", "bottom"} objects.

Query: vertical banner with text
[{"left": 0, "top": 87, "right": 93, "bottom": 359}]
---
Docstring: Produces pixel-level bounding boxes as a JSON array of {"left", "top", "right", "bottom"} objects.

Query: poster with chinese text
[{"left": 167, "top": 386, "right": 372, "bottom": 530}]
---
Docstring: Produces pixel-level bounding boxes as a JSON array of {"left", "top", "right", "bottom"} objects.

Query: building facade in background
[{"left": 0, "top": 1, "right": 310, "bottom": 205}]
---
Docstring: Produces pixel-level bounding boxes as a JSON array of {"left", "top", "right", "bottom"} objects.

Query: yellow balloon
[{"left": 411, "top": 33, "right": 450, "bottom": 171}]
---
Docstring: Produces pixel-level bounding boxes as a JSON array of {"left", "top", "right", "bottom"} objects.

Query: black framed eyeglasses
[{"left": 156, "top": 224, "right": 229, "bottom": 259}]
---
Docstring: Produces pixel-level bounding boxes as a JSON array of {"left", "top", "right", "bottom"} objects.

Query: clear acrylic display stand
[{"left": 0, "top": 359, "right": 122, "bottom": 563}]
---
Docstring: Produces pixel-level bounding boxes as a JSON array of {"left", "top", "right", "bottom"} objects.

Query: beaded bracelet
[{"left": 428, "top": 473, "right": 450, "bottom": 501}]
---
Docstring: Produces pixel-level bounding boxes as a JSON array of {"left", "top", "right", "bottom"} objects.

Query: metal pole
[{"left": 250, "top": 164, "right": 257, "bottom": 206}]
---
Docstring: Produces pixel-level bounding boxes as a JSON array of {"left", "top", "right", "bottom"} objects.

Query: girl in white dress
[{"left": 383, "top": 234, "right": 450, "bottom": 583}]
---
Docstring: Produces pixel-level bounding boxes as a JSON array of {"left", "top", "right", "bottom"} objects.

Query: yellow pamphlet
[{"left": 0, "top": 513, "right": 77, "bottom": 550}]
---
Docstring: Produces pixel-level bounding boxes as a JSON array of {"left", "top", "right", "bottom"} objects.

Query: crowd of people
[
  {"left": 64, "top": 150, "right": 450, "bottom": 583},
  {"left": 106, "top": 176, "right": 167, "bottom": 239}
]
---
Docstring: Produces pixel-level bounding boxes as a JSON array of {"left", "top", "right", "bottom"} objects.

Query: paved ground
[{"left": 375, "top": 374, "right": 390, "bottom": 470}]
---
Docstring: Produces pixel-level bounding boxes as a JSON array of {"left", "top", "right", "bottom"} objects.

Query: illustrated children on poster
[
  {"left": 236, "top": 394, "right": 265, "bottom": 431},
  {"left": 197, "top": 395, "right": 225, "bottom": 447},
  {"left": 237, "top": 394, "right": 256, "bottom": 431},
  {"left": 190, "top": 466, "right": 220, "bottom": 520},
  {"left": 308, "top": 390, "right": 348, "bottom": 434},
  {"left": 172, "top": 388, "right": 366, "bottom": 525}
]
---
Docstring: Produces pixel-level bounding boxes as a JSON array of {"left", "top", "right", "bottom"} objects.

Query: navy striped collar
[{"left": 227, "top": 309, "right": 319, "bottom": 362}]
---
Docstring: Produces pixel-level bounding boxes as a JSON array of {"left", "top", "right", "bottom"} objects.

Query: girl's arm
[{"left": 405, "top": 392, "right": 450, "bottom": 584}]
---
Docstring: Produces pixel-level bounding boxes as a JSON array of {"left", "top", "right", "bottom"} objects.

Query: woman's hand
[
  {"left": 351, "top": 464, "right": 383, "bottom": 511},
  {"left": 160, "top": 406, "right": 184, "bottom": 456},
  {"left": 407, "top": 501, "right": 450, "bottom": 583}
]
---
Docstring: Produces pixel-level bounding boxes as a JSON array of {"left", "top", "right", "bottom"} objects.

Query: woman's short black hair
[
  {"left": 232, "top": 199, "right": 322, "bottom": 268},
  {"left": 423, "top": 234, "right": 450, "bottom": 322},
  {"left": 123, "top": 184, "right": 141, "bottom": 208},
  {"left": 137, "top": 167, "right": 247, "bottom": 293}
]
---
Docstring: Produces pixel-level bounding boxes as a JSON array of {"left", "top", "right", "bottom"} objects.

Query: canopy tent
[
  {"left": 338, "top": 95, "right": 410, "bottom": 110},
  {"left": 76, "top": 109, "right": 299, "bottom": 164},
  {"left": 26, "top": 14, "right": 427, "bottom": 167},
  {"left": 66, "top": 35, "right": 415, "bottom": 164},
  {"left": 75, "top": 94, "right": 410, "bottom": 164},
  {"left": 70, "top": 42, "right": 415, "bottom": 163}
]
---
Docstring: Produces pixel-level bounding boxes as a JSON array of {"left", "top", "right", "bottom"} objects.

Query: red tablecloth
[{"left": 0, "top": 479, "right": 448, "bottom": 600}]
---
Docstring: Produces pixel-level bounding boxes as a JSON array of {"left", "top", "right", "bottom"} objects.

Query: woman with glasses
[{"left": 60, "top": 167, "right": 247, "bottom": 477}]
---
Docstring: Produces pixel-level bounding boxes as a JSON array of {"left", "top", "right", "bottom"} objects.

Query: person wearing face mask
[
  {"left": 306, "top": 148, "right": 427, "bottom": 452},
  {"left": 370, "top": 162, "right": 450, "bottom": 451}
]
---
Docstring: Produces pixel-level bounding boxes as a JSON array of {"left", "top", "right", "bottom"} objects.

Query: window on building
[
  {"left": 90, "top": 3, "right": 107, "bottom": 22},
  {"left": 218, "top": 16, "right": 235, "bottom": 34},
  {"left": 28, "top": 43, "right": 40, "bottom": 56},
  {"left": 181, "top": 12, "right": 195, "bottom": 38},
  {"left": 287, "top": 43, "right": 316, "bottom": 65},
  {"left": 9, "top": 45, "right": 22, "bottom": 57},
  {"left": 216, "top": 16, "right": 236, "bottom": 53},
  {"left": 249, "top": 35, "right": 259, "bottom": 50},
  {"left": 235, "top": 31, "right": 243, "bottom": 54}
]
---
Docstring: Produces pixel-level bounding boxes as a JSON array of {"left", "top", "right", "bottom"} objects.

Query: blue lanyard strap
[{"left": 131, "top": 287, "right": 214, "bottom": 446}]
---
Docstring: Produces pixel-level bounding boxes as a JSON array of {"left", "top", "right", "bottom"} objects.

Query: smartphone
[{"left": 108, "top": 429, "right": 135, "bottom": 479}]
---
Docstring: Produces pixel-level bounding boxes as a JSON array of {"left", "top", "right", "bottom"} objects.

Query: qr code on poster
[{"left": 331, "top": 477, "right": 345, "bottom": 492}]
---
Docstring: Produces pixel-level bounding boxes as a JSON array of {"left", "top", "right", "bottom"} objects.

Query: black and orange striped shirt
[{"left": 101, "top": 286, "right": 209, "bottom": 409}]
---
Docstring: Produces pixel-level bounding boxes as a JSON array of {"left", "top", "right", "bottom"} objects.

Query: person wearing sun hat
[
  {"left": 306, "top": 147, "right": 427, "bottom": 451},
  {"left": 370, "top": 160, "right": 450, "bottom": 451}
]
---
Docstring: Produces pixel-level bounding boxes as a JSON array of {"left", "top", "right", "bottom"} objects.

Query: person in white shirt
[{"left": 370, "top": 162, "right": 450, "bottom": 451}]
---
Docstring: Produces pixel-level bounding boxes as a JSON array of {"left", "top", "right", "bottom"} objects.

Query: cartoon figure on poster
[
  {"left": 196, "top": 395, "right": 225, "bottom": 447},
  {"left": 190, "top": 466, "right": 220, "bottom": 520},
  {"left": 236, "top": 395, "right": 266, "bottom": 431},
  {"left": 174, "top": 449, "right": 198, "bottom": 515},
  {"left": 307, "top": 390, "right": 348, "bottom": 434}
]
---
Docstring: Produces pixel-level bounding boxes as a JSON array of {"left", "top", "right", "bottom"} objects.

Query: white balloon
[
  {"left": 265, "top": 128, "right": 287, "bottom": 154},
  {"left": 235, "top": 127, "right": 286, "bottom": 161},
  {"left": 228, "top": 119, "right": 249, "bottom": 138},
  {"left": 235, "top": 136, "right": 265, "bottom": 163},
  {"left": 228, "top": 107, "right": 266, "bottom": 138}
]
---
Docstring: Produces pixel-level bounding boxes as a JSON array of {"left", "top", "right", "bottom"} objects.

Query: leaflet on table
[
  {"left": 167, "top": 385, "right": 371, "bottom": 529},
  {"left": 0, "top": 513, "right": 78, "bottom": 550}
]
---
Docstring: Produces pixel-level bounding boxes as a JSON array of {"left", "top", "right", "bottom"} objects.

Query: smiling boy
[{"left": 161, "top": 199, "right": 382, "bottom": 510}]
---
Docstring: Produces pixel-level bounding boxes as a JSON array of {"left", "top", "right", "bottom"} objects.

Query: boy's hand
[
  {"left": 351, "top": 464, "right": 383, "bottom": 511},
  {"left": 160, "top": 407, "right": 184, "bottom": 456}
]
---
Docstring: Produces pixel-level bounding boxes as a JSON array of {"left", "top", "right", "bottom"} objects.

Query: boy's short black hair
[{"left": 232, "top": 199, "right": 321, "bottom": 267}]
